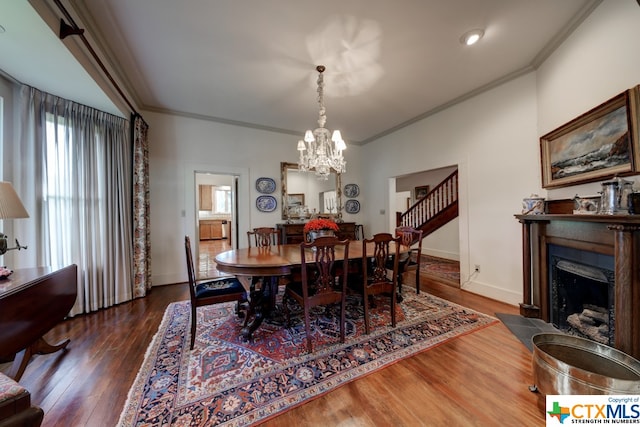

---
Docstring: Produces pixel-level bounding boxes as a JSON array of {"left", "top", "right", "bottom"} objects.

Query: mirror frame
[{"left": 280, "top": 162, "right": 342, "bottom": 220}]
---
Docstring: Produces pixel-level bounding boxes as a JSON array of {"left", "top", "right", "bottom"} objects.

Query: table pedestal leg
[{"left": 241, "top": 277, "right": 278, "bottom": 341}]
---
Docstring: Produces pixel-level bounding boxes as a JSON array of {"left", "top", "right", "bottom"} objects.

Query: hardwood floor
[
  {"left": 198, "top": 238, "right": 232, "bottom": 278},
  {"left": 1, "top": 247, "right": 546, "bottom": 426}
]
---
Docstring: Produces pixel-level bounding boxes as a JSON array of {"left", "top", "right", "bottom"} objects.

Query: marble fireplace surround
[{"left": 516, "top": 200, "right": 640, "bottom": 358}]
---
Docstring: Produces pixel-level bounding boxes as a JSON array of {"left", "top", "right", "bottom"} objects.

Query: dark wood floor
[{"left": 2, "top": 246, "right": 545, "bottom": 426}]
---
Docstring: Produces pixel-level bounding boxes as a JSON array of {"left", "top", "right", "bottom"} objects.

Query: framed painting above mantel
[{"left": 540, "top": 86, "right": 640, "bottom": 189}]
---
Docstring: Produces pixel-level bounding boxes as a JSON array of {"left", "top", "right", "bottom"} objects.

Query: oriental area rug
[
  {"left": 420, "top": 255, "right": 460, "bottom": 284},
  {"left": 118, "top": 291, "right": 496, "bottom": 426}
]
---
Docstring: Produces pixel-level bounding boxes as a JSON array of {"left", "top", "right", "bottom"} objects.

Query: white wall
[
  {"left": 363, "top": 73, "right": 540, "bottom": 304},
  {"left": 537, "top": 0, "right": 640, "bottom": 200},
  {"left": 356, "top": 0, "right": 640, "bottom": 305},
  {"left": 146, "top": 111, "right": 364, "bottom": 285}
]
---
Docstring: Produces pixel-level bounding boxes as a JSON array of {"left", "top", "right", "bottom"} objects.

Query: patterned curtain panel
[{"left": 132, "top": 114, "right": 152, "bottom": 297}]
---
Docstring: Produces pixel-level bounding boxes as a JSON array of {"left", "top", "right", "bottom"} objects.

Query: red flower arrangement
[{"left": 303, "top": 218, "right": 339, "bottom": 233}]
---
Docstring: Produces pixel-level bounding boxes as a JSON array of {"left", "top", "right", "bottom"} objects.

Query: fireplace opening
[{"left": 549, "top": 245, "right": 615, "bottom": 346}]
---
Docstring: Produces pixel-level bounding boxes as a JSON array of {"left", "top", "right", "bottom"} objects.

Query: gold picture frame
[
  {"left": 414, "top": 185, "right": 430, "bottom": 200},
  {"left": 287, "top": 193, "right": 305, "bottom": 208},
  {"left": 540, "top": 86, "right": 640, "bottom": 189}
]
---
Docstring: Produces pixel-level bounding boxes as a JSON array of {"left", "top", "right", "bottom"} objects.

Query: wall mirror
[{"left": 280, "top": 162, "right": 342, "bottom": 220}]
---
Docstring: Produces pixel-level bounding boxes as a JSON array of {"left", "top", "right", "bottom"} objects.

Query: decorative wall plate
[
  {"left": 345, "top": 199, "right": 360, "bottom": 214},
  {"left": 255, "top": 177, "right": 276, "bottom": 194},
  {"left": 256, "top": 195, "right": 277, "bottom": 212},
  {"left": 344, "top": 183, "right": 359, "bottom": 198}
]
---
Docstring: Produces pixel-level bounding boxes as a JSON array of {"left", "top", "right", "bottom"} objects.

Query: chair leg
[
  {"left": 363, "top": 292, "right": 371, "bottom": 335},
  {"left": 390, "top": 287, "right": 397, "bottom": 328},
  {"left": 304, "top": 305, "right": 313, "bottom": 353},
  {"left": 283, "top": 293, "right": 291, "bottom": 326},
  {"left": 415, "top": 270, "right": 420, "bottom": 294},
  {"left": 396, "top": 269, "right": 406, "bottom": 303},
  {"left": 340, "top": 299, "right": 346, "bottom": 343},
  {"left": 190, "top": 305, "right": 197, "bottom": 350}
]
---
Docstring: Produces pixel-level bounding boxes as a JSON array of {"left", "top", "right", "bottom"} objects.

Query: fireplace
[
  {"left": 516, "top": 206, "right": 640, "bottom": 358},
  {"left": 549, "top": 245, "right": 615, "bottom": 346}
]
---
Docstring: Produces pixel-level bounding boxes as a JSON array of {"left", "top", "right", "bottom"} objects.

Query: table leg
[
  {"left": 240, "top": 277, "right": 279, "bottom": 341},
  {"left": 7, "top": 337, "right": 71, "bottom": 381}
]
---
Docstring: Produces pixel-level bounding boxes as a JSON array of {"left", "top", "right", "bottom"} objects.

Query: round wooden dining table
[{"left": 214, "top": 240, "right": 402, "bottom": 340}]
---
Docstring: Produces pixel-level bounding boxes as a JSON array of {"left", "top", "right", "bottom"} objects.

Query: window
[
  {"left": 18, "top": 86, "right": 133, "bottom": 315},
  {"left": 45, "top": 114, "right": 77, "bottom": 266},
  {"left": 214, "top": 186, "right": 231, "bottom": 214}
]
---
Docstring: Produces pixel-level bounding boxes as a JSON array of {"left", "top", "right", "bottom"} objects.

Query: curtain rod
[{"left": 52, "top": 0, "right": 140, "bottom": 117}]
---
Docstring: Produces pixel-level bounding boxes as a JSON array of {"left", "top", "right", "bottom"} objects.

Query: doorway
[
  {"left": 393, "top": 165, "right": 460, "bottom": 287},
  {"left": 195, "top": 172, "right": 238, "bottom": 278}
]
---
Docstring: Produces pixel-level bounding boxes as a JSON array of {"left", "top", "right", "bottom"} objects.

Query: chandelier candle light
[{"left": 297, "top": 65, "right": 346, "bottom": 180}]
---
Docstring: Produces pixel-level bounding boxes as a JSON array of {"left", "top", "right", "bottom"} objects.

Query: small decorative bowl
[{"left": 0, "top": 266, "right": 13, "bottom": 279}]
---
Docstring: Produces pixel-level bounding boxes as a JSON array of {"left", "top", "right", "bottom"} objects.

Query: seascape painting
[
  {"left": 540, "top": 88, "right": 639, "bottom": 188},
  {"left": 549, "top": 106, "right": 629, "bottom": 180}
]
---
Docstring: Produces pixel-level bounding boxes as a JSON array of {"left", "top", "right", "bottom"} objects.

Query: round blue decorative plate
[
  {"left": 256, "top": 195, "right": 277, "bottom": 212},
  {"left": 255, "top": 177, "right": 276, "bottom": 194},
  {"left": 345, "top": 199, "right": 360, "bottom": 214},
  {"left": 344, "top": 183, "right": 360, "bottom": 198}
]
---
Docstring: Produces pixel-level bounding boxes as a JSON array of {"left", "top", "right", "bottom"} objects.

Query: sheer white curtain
[{"left": 14, "top": 85, "right": 134, "bottom": 316}]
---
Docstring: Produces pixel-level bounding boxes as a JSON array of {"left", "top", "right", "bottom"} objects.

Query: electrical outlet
[{"left": 474, "top": 264, "right": 480, "bottom": 273}]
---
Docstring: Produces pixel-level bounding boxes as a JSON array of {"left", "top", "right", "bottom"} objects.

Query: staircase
[{"left": 396, "top": 170, "right": 458, "bottom": 240}]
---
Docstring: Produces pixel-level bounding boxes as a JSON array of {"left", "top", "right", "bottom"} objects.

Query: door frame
[{"left": 184, "top": 164, "right": 250, "bottom": 266}]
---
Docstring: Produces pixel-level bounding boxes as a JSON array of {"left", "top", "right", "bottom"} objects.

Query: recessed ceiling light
[{"left": 460, "top": 29, "right": 484, "bottom": 46}]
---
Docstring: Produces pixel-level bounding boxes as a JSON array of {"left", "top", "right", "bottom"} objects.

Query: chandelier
[{"left": 297, "top": 65, "right": 346, "bottom": 180}]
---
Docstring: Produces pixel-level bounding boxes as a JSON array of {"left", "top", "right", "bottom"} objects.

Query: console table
[
  {"left": 276, "top": 222, "right": 357, "bottom": 244},
  {"left": 0, "top": 265, "right": 78, "bottom": 380},
  {"left": 515, "top": 211, "right": 640, "bottom": 358}
]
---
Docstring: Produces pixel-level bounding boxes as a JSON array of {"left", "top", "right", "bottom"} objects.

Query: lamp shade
[{"left": 0, "top": 182, "right": 29, "bottom": 219}]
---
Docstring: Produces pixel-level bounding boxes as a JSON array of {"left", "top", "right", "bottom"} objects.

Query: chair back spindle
[
  {"left": 247, "top": 227, "right": 279, "bottom": 247},
  {"left": 394, "top": 226, "right": 423, "bottom": 294}
]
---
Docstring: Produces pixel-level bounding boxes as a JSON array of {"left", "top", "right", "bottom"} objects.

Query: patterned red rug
[
  {"left": 118, "top": 292, "right": 495, "bottom": 426},
  {"left": 420, "top": 255, "right": 460, "bottom": 284}
]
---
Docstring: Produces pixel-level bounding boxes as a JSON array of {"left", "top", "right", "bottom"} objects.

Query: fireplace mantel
[{"left": 515, "top": 211, "right": 640, "bottom": 358}]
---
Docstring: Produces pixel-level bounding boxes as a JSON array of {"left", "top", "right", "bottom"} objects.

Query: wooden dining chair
[
  {"left": 394, "top": 226, "right": 424, "bottom": 295},
  {"left": 283, "top": 236, "right": 350, "bottom": 353},
  {"left": 247, "top": 227, "right": 280, "bottom": 247},
  {"left": 184, "top": 236, "right": 247, "bottom": 349},
  {"left": 246, "top": 227, "right": 281, "bottom": 292},
  {"left": 361, "top": 233, "right": 401, "bottom": 334}
]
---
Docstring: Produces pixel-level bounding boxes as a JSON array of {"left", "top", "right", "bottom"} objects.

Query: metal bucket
[{"left": 532, "top": 333, "right": 640, "bottom": 398}]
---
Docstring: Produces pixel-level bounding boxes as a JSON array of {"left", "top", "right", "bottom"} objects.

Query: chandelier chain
[{"left": 317, "top": 72, "right": 326, "bottom": 128}]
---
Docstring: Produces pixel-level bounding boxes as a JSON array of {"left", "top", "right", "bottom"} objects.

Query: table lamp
[{"left": 0, "top": 181, "right": 29, "bottom": 255}]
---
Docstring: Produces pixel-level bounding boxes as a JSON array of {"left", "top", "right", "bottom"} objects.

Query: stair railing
[{"left": 398, "top": 170, "right": 458, "bottom": 232}]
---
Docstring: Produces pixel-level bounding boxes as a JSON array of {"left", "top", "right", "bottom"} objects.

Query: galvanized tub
[{"left": 532, "top": 333, "right": 640, "bottom": 398}]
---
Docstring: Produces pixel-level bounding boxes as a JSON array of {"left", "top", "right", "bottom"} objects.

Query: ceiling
[{"left": 1, "top": 0, "right": 602, "bottom": 145}]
